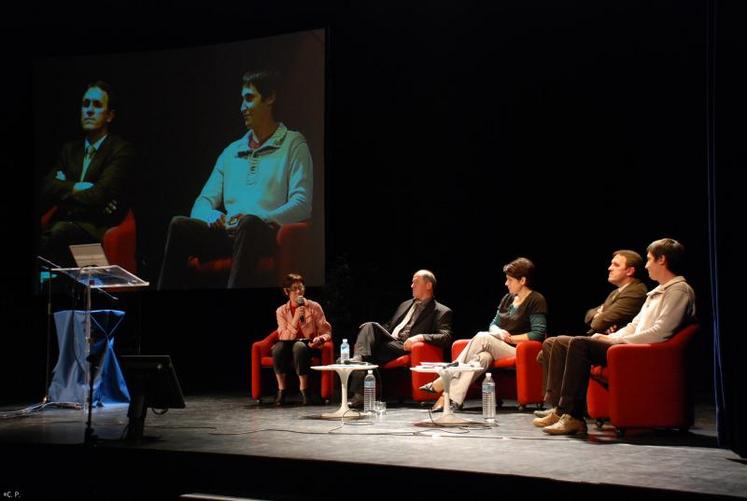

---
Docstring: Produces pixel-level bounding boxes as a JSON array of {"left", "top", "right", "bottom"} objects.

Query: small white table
[
  {"left": 312, "top": 363, "right": 378, "bottom": 419},
  {"left": 411, "top": 364, "right": 483, "bottom": 427}
]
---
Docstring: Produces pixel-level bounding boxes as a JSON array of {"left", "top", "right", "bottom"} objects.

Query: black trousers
[
  {"left": 157, "top": 215, "right": 277, "bottom": 289},
  {"left": 349, "top": 322, "right": 408, "bottom": 395},
  {"left": 544, "top": 335, "right": 611, "bottom": 419},
  {"left": 271, "top": 340, "right": 319, "bottom": 377},
  {"left": 40, "top": 220, "right": 100, "bottom": 267}
]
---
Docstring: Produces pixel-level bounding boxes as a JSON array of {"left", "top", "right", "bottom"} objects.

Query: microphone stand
[
  {"left": 78, "top": 266, "right": 119, "bottom": 447},
  {"left": 83, "top": 272, "right": 96, "bottom": 445}
]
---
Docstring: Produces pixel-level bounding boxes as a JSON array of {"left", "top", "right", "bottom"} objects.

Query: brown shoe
[
  {"left": 533, "top": 411, "right": 560, "bottom": 427},
  {"left": 534, "top": 407, "right": 556, "bottom": 418},
  {"left": 543, "top": 414, "right": 588, "bottom": 435}
]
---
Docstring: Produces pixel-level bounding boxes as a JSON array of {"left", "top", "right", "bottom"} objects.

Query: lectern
[{"left": 53, "top": 265, "right": 149, "bottom": 444}]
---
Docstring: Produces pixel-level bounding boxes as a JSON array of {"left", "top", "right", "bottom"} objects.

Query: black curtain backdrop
[
  {"left": 710, "top": 0, "right": 746, "bottom": 458},
  {"left": 1, "top": 1, "right": 744, "bottom": 457}
]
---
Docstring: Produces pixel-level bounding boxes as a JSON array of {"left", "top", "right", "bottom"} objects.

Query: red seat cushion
[
  {"left": 382, "top": 355, "right": 411, "bottom": 369},
  {"left": 493, "top": 356, "right": 516, "bottom": 369}
]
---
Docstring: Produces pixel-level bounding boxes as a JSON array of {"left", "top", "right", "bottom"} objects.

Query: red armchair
[
  {"left": 251, "top": 331, "right": 334, "bottom": 402},
  {"left": 451, "top": 339, "right": 544, "bottom": 410},
  {"left": 41, "top": 206, "right": 138, "bottom": 274},
  {"left": 377, "top": 342, "right": 446, "bottom": 402},
  {"left": 586, "top": 323, "right": 699, "bottom": 436},
  {"left": 102, "top": 209, "right": 137, "bottom": 273},
  {"left": 188, "top": 222, "right": 310, "bottom": 286}
]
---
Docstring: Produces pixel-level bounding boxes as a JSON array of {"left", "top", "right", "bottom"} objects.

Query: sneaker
[
  {"left": 533, "top": 411, "right": 560, "bottom": 427},
  {"left": 542, "top": 414, "right": 588, "bottom": 435},
  {"left": 534, "top": 407, "right": 556, "bottom": 418}
]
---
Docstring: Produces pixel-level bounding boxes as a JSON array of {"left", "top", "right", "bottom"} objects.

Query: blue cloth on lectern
[{"left": 48, "top": 309, "right": 130, "bottom": 406}]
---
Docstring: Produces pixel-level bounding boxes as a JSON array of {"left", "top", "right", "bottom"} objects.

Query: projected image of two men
[{"left": 35, "top": 29, "right": 326, "bottom": 290}]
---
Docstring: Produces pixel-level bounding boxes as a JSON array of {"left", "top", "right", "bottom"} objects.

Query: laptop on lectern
[{"left": 69, "top": 243, "right": 109, "bottom": 268}]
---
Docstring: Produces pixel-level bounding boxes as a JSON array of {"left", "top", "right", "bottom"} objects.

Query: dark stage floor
[{"left": 1, "top": 393, "right": 745, "bottom": 500}]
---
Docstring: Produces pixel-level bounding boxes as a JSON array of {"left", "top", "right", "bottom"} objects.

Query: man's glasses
[{"left": 288, "top": 285, "right": 305, "bottom": 293}]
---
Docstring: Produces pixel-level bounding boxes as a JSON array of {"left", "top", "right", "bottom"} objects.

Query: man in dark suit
[
  {"left": 347, "top": 269, "right": 453, "bottom": 407},
  {"left": 40, "top": 80, "right": 134, "bottom": 267}
]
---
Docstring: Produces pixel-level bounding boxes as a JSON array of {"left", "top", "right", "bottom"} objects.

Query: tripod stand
[
  {"left": 37, "top": 256, "right": 80, "bottom": 410},
  {"left": 0, "top": 259, "right": 104, "bottom": 422}
]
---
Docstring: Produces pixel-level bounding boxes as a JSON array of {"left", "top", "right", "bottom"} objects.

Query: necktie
[
  {"left": 80, "top": 145, "right": 96, "bottom": 181},
  {"left": 392, "top": 301, "right": 420, "bottom": 341}
]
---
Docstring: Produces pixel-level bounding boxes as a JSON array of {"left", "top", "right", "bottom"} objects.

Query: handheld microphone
[{"left": 296, "top": 296, "right": 306, "bottom": 323}]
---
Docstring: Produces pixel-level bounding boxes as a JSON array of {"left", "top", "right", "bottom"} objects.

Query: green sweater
[{"left": 490, "top": 290, "right": 548, "bottom": 341}]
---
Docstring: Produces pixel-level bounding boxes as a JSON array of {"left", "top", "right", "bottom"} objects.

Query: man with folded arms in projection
[
  {"left": 346, "top": 270, "right": 453, "bottom": 408},
  {"left": 40, "top": 81, "right": 134, "bottom": 267},
  {"left": 158, "top": 69, "right": 312, "bottom": 289},
  {"left": 534, "top": 249, "right": 648, "bottom": 417},
  {"left": 534, "top": 238, "right": 696, "bottom": 435}
]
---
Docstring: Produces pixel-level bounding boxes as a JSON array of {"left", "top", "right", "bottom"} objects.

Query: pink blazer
[{"left": 276, "top": 299, "right": 332, "bottom": 342}]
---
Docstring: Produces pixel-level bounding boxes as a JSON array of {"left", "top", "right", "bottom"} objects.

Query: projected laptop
[{"left": 69, "top": 243, "right": 109, "bottom": 267}]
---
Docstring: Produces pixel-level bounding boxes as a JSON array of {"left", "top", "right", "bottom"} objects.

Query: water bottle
[
  {"left": 340, "top": 338, "right": 350, "bottom": 362},
  {"left": 363, "top": 370, "right": 376, "bottom": 415},
  {"left": 482, "top": 372, "right": 496, "bottom": 423}
]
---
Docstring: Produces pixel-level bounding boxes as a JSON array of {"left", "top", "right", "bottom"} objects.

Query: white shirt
[{"left": 609, "top": 276, "right": 695, "bottom": 344}]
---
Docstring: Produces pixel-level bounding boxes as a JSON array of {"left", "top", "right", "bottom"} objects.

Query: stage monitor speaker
[{"left": 120, "top": 355, "right": 185, "bottom": 442}]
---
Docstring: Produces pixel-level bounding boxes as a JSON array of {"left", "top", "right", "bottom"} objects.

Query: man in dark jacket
[
  {"left": 40, "top": 80, "right": 134, "bottom": 267},
  {"left": 347, "top": 269, "right": 453, "bottom": 407},
  {"left": 536, "top": 250, "right": 647, "bottom": 408}
]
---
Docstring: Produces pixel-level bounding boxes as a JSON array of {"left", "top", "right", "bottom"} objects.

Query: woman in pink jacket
[{"left": 272, "top": 273, "right": 332, "bottom": 406}]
